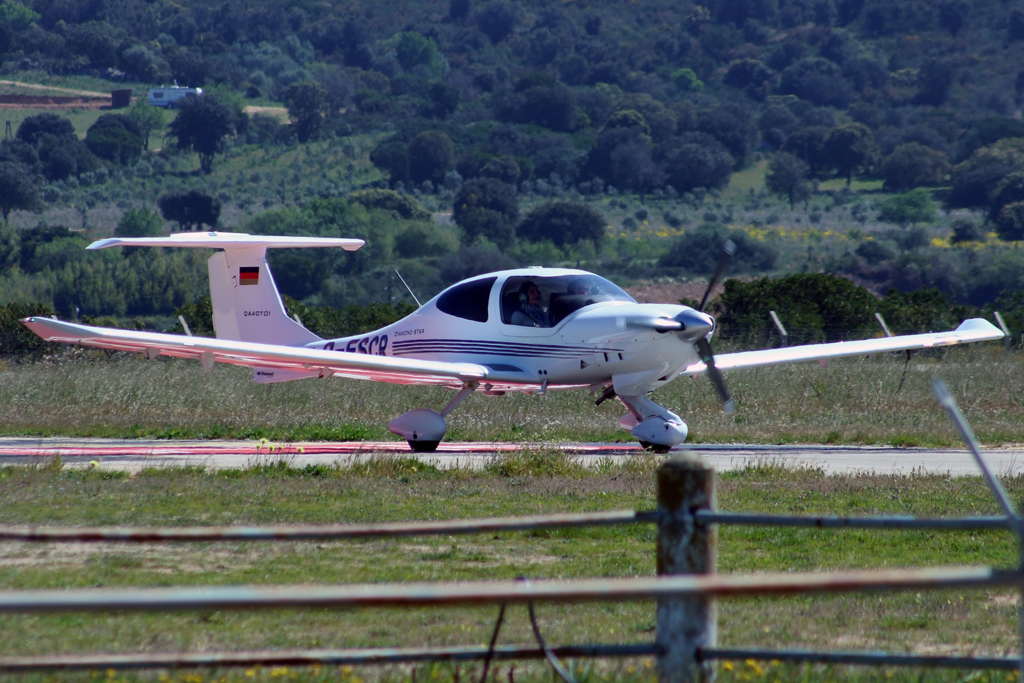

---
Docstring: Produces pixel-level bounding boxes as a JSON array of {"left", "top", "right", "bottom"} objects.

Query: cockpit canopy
[{"left": 500, "top": 274, "right": 634, "bottom": 327}]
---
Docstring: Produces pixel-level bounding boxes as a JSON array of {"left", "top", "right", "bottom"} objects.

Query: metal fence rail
[
  {"left": 0, "top": 567, "right": 1011, "bottom": 612},
  {"left": 0, "top": 645, "right": 661, "bottom": 673},
  {"left": 700, "top": 649, "right": 1019, "bottom": 670},
  {"left": 696, "top": 512, "right": 1013, "bottom": 531},
  {"left": 0, "top": 510, "right": 659, "bottom": 543},
  {"left": 0, "top": 510, "right": 1011, "bottom": 542}
]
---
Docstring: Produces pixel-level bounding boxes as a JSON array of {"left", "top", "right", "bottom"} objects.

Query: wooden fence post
[{"left": 656, "top": 452, "right": 717, "bottom": 683}]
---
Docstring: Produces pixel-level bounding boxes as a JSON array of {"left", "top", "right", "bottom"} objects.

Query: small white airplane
[{"left": 22, "top": 232, "right": 1004, "bottom": 452}]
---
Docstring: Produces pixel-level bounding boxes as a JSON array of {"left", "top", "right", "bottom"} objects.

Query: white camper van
[{"left": 147, "top": 85, "right": 202, "bottom": 108}]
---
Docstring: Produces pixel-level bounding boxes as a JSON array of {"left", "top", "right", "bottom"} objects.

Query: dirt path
[
  {"left": 244, "top": 105, "right": 289, "bottom": 120},
  {"left": 0, "top": 80, "right": 109, "bottom": 98}
]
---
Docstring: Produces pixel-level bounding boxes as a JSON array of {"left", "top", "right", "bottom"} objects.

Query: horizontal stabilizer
[{"left": 87, "top": 232, "right": 364, "bottom": 251}]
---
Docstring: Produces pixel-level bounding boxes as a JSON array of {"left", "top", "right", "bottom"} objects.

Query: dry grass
[{"left": 0, "top": 345, "right": 1020, "bottom": 445}]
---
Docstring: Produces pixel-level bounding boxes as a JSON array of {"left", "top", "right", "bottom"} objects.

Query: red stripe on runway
[{"left": 0, "top": 442, "right": 640, "bottom": 458}]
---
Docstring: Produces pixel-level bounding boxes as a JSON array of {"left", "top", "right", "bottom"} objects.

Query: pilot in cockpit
[
  {"left": 567, "top": 279, "right": 592, "bottom": 296},
  {"left": 511, "top": 281, "right": 551, "bottom": 327}
]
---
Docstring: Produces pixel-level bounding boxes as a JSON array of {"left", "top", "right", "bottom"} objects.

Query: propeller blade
[
  {"left": 697, "top": 239, "right": 737, "bottom": 313},
  {"left": 697, "top": 337, "right": 735, "bottom": 414}
]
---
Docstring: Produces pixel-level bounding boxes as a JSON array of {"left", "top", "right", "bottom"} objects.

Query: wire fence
[{"left": 0, "top": 378, "right": 1019, "bottom": 682}]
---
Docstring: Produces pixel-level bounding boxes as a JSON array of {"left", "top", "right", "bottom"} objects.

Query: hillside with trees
[{"left": 3, "top": 0, "right": 1024, "bottom": 341}]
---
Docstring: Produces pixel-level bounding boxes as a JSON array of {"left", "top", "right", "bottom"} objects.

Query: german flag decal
[{"left": 239, "top": 267, "right": 260, "bottom": 286}]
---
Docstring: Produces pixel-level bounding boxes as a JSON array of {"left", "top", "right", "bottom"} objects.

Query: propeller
[{"left": 692, "top": 240, "right": 736, "bottom": 414}]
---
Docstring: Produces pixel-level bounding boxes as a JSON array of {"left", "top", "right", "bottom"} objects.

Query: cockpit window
[
  {"left": 500, "top": 274, "right": 634, "bottom": 327},
  {"left": 436, "top": 276, "right": 496, "bottom": 323}
]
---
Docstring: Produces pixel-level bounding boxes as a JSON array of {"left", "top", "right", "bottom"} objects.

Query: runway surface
[{"left": 0, "top": 437, "right": 1021, "bottom": 476}]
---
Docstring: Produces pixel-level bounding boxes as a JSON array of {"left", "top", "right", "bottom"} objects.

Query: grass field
[
  {"left": 0, "top": 459, "right": 1018, "bottom": 683},
  {"left": 0, "top": 344, "right": 1019, "bottom": 445}
]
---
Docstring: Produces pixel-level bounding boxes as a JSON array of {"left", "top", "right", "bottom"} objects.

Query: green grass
[
  {"left": 0, "top": 344, "right": 1019, "bottom": 445},
  {"left": 0, "top": 106, "right": 110, "bottom": 139},
  {"left": 0, "top": 463, "right": 1017, "bottom": 682},
  {"left": 723, "top": 159, "right": 768, "bottom": 198}
]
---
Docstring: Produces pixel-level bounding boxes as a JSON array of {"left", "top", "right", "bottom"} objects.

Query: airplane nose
[{"left": 674, "top": 309, "right": 715, "bottom": 342}]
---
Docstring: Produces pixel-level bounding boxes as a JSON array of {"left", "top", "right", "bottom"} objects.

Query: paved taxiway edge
[{"left": 0, "top": 438, "right": 1022, "bottom": 476}]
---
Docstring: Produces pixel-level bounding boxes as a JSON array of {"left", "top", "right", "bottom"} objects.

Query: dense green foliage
[
  {"left": 715, "top": 273, "right": 978, "bottom": 344},
  {"left": 5, "top": 0, "right": 1024, "bottom": 337}
]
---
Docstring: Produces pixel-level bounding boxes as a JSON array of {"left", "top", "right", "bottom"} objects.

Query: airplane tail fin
[{"left": 89, "top": 232, "right": 364, "bottom": 346}]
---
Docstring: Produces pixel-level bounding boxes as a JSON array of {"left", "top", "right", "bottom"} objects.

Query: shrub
[
  {"left": 517, "top": 201, "right": 606, "bottom": 247},
  {"left": 348, "top": 189, "right": 431, "bottom": 221},
  {"left": 880, "top": 143, "right": 950, "bottom": 191},
  {"left": 716, "top": 273, "right": 878, "bottom": 343},
  {"left": 877, "top": 189, "right": 937, "bottom": 225},
  {"left": 659, "top": 223, "right": 777, "bottom": 275}
]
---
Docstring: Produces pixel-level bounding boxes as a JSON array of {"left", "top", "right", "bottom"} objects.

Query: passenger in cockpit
[{"left": 511, "top": 281, "right": 551, "bottom": 327}]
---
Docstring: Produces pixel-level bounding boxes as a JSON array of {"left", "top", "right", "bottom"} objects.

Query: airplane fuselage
[{"left": 310, "top": 268, "right": 703, "bottom": 395}]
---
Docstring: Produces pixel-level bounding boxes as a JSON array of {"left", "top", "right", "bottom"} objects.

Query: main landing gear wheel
[
  {"left": 407, "top": 440, "right": 441, "bottom": 453},
  {"left": 639, "top": 440, "right": 672, "bottom": 454}
]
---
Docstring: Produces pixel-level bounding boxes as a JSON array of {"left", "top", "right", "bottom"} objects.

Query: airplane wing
[
  {"left": 21, "top": 317, "right": 489, "bottom": 387},
  {"left": 682, "top": 318, "right": 1004, "bottom": 376}
]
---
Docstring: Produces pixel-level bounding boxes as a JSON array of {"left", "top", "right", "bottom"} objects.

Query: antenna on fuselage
[{"left": 394, "top": 269, "right": 422, "bottom": 308}]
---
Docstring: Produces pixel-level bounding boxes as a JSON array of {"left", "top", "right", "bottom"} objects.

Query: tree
[
  {"left": 823, "top": 123, "right": 877, "bottom": 186},
  {"left": 65, "top": 21, "right": 120, "bottom": 67},
  {"left": 315, "top": 69, "right": 354, "bottom": 117},
  {"left": 115, "top": 208, "right": 163, "bottom": 237},
  {"left": 605, "top": 109, "right": 651, "bottom": 136},
  {"left": 996, "top": 202, "right": 1024, "bottom": 241},
  {"left": 166, "top": 94, "right": 235, "bottom": 173},
  {"left": 395, "top": 32, "right": 442, "bottom": 73},
  {"left": 950, "top": 219, "right": 982, "bottom": 244},
  {"left": 654, "top": 134, "right": 734, "bottom": 194},
  {"left": 779, "top": 58, "right": 853, "bottom": 107},
  {"left": 423, "top": 82, "right": 460, "bottom": 119},
  {"left": 517, "top": 201, "right": 606, "bottom": 247},
  {"left": 759, "top": 105, "right": 799, "bottom": 149},
  {"left": 479, "top": 156, "right": 521, "bottom": 185},
  {"left": 694, "top": 104, "right": 759, "bottom": 167},
  {"left": 915, "top": 58, "right": 955, "bottom": 106},
  {"left": 370, "top": 139, "right": 409, "bottom": 185},
  {"left": 16, "top": 113, "right": 76, "bottom": 146},
  {"left": 453, "top": 178, "right": 519, "bottom": 248},
  {"left": 877, "top": 189, "right": 937, "bottom": 226},
  {"left": 348, "top": 189, "right": 431, "bottom": 221},
  {"left": 128, "top": 101, "right": 166, "bottom": 150},
  {"left": 477, "top": 2, "right": 516, "bottom": 44},
  {"left": 989, "top": 171, "right": 1024, "bottom": 223},
  {"left": 85, "top": 114, "right": 144, "bottom": 165},
  {"left": 283, "top": 80, "right": 327, "bottom": 143},
  {"left": 0, "top": 162, "right": 41, "bottom": 221},
  {"left": 407, "top": 131, "right": 455, "bottom": 185},
  {"left": 765, "top": 152, "right": 812, "bottom": 208},
  {"left": 781, "top": 126, "right": 831, "bottom": 176},
  {"left": 449, "top": 0, "right": 471, "bottom": 21},
  {"left": 497, "top": 83, "right": 580, "bottom": 133},
  {"left": 158, "top": 190, "right": 221, "bottom": 231},
  {"left": 880, "top": 143, "right": 950, "bottom": 191}
]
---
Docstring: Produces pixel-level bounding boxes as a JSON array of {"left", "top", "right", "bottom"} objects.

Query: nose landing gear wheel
[
  {"left": 407, "top": 440, "right": 441, "bottom": 453},
  {"left": 639, "top": 440, "right": 672, "bottom": 454}
]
